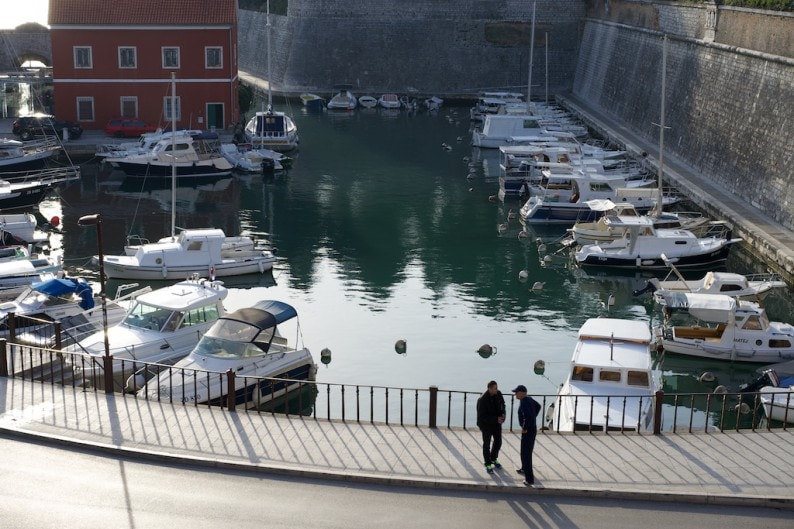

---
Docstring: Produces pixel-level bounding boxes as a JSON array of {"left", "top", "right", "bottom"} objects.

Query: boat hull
[
  {"left": 115, "top": 160, "right": 232, "bottom": 178},
  {"left": 103, "top": 256, "right": 275, "bottom": 280},
  {"left": 577, "top": 245, "right": 733, "bottom": 270}
]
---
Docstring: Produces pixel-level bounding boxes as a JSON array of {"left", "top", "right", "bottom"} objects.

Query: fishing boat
[
  {"left": 140, "top": 300, "right": 316, "bottom": 409},
  {"left": 299, "top": 93, "right": 325, "bottom": 109},
  {"left": 327, "top": 86, "right": 357, "bottom": 110},
  {"left": 655, "top": 292, "right": 794, "bottom": 363},
  {"left": 547, "top": 318, "right": 660, "bottom": 432},
  {"left": 103, "top": 228, "right": 276, "bottom": 280},
  {"left": 573, "top": 217, "right": 739, "bottom": 270},
  {"left": 0, "top": 137, "right": 59, "bottom": 171},
  {"left": 113, "top": 131, "right": 233, "bottom": 178},
  {"left": 69, "top": 276, "right": 228, "bottom": 390}
]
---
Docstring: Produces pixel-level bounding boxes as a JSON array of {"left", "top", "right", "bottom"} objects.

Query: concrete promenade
[{"left": 1, "top": 377, "right": 792, "bottom": 509}]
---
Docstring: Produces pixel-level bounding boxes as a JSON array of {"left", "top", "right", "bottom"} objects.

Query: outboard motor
[
  {"left": 739, "top": 369, "right": 780, "bottom": 393},
  {"left": 261, "top": 157, "right": 275, "bottom": 177},
  {"left": 632, "top": 281, "right": 657, "bottom": 297}
]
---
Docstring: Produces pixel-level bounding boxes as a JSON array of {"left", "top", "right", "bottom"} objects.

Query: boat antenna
[
  {"left": 652, "top": 34, "right": 669, "bottom": 217},
  {"left": 527, "top": 1, "right": 536, "bottom": 106},
  {"left": 170, "top": 71, "right": 177, "bottom": 241}
]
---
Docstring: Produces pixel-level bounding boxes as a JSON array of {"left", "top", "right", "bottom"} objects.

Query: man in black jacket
[{"left": 476, "top": 380, "right": 506, "bottom": 473}]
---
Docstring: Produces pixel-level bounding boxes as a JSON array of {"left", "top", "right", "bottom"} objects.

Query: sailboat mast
[
  {"left": 171, "top": 72, "right": 177, "bottom": 240},
  {"left": 267, "top": 0, "right": 273, "bottom": 112},
  {"left": 527, "top": 2, "right": 536, "bottom": 106},
  {"left": 656, "top": 35, "right": 668, "bottom": 216}
]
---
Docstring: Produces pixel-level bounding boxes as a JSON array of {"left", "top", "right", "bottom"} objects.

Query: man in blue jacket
[
  {"left": 513, "top": 384, "right": 541, "bottom": 486},
  {"left": 476, "top": 380, "right": 506, "bottom": 474}
]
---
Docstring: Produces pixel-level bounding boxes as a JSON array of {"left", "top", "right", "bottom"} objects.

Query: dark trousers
[
  {"left": 480, "top": 427, "right": 502, "bottom": 465},
  {"left": 520, "top": 430, "right": 537, "bottom": 482}
]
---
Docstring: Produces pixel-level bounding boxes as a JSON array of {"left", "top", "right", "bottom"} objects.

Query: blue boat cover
[{"left": 32, "top": 278, "right": 94, "bottom": 310}]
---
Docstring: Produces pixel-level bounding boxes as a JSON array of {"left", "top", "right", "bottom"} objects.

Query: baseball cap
[{"left": 512, "top": 385, "right": 527, "bottom": 393}]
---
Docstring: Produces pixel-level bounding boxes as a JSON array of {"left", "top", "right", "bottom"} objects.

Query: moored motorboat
[
  {"left": 300, "top": 93, "right": 325, "bottom": 109},
  {"left": 378, "top": 93, "right": 400, "bottom": 109},
  {"left": 102, "top": 228, "right": 277, "bottom": 280},
  {"left": 0, "top": 137, "right": 59, "bottom": 171},
  {"left": 219, "top": 143, "right": 288, "bottom": 174},
  {"left": 244, "top": 110, "right": 300, "bottom": 152},
  {"left": 141, "top": 300, "right": 316, "bottom": 409},
  {"left": 68, "top": 276, "right": 228, "bottom": 389},
  {"left": 327, "top": 88, "right": 357, "bottom": 110},
  {"left": 114, "top": 131, "right": 234, "bottom": 178},
  {"left": 548, "top": 318, "right": 660, "bottom": 432},
  {"left": 358, "top": 95, "right": 378, "bottom": 108},
  {"left": 655, "top": 292, "right": 794, "bottom": 363}
]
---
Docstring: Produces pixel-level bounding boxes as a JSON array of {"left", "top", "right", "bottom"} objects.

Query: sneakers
[
  {"left": 523, "top": 480, "right": 534, "bottom": 486},
  {"left": 485, "top": 464, "right": 494, "bottom": 474},
  {"left": 516, "top": 468, "right": 525, "bottom": 475},
  {"left": 493, "top": 459, "right": 502, "bottom": 469}
]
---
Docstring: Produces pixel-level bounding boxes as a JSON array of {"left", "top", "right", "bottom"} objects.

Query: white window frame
[
  {"left": 205, "top": 46, "right": 223, "bottom": 69},
  {"left": 74, "top": 46, "right": 93, "bottom": 69},
  {"left": 162, "top": 47, "right": 180, "bottom": 69},
  {"left": 163, "top": 96, "right": 181, "bottom": 121},
  {"left": 120, "top": 96, "right": 138, "bottom": 118},
  {"left": 119, "top": 46, "right": 137, "bottom": 69},
  {"left": 76, "top": 97, "right": 95, "bottom": 121}
]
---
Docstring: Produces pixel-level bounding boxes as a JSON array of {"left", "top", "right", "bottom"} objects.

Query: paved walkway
[{"left": 1, "top": 377, "right": 792, "bottom": 509}]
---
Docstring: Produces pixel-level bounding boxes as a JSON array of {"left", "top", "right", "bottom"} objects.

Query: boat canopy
[
  {"left": 32, "top": 277, "right": 94, "bottom": 310},
  {"left": 660, "top": 292, "right": 736, "bottom": 322},
  {"left": 220, "top": 300, "right": 297, "bottom": 332},
  {"left": 584, "top": 199, "right": 616, "bottom": 212},
  {"left": 198, "top": 300, "right": 298, "bottom": 357}
]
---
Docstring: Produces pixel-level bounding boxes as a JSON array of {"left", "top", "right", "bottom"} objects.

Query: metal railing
[{"left": 1, "top": 340, "right": 789, "bottom": 433}]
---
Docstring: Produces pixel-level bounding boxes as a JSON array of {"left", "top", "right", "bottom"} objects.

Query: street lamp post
[{"left": 78, "top": 214, "right": 112, "bottom": 392}]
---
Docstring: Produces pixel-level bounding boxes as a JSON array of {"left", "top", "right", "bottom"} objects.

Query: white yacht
[
  {"left": 548, "top": 318, "right": 660, "bottom": 432},
  {"left": 113, "top": 131, "right": 233, "bottom": 178},
  {"left": 142, "top": 300, "right": 316, "bottom": 409},
  {"left": 69, "top": 276, "right": 228, "bottom": 390},
  {"left": 244, "top": 110, "right": 300, "bottom": 152}
]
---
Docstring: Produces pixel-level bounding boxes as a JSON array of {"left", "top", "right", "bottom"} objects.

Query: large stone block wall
[
  {"left": 716, "top": 7, "right": 794, "bottom": 58},
  {"left": 574, "top": 20, "right": 794, "bottom": 228},
  {"left": 238, "top": 1, "right": 586, "bottom": 96}
]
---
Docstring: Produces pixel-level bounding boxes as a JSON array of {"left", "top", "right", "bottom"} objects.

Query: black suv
[{"left": 12, "top": 113, "right": 83, "bottom": 141}]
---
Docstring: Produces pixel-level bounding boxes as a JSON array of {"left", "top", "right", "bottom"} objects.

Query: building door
[{"left": 206, "top": 103, "right": 224, "bottom": 130}]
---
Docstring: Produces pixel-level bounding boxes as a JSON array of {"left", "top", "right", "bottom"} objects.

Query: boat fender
[
  {"left": 545, "top": 402, "right": 555, "bottom": 424},
  {"left": 161, "top": 265, "right": 168, "bottom": 278},
  {"left": 258, "top": 260, "right": 265, "bottom": 273}
]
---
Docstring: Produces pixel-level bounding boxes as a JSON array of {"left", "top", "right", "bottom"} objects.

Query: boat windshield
[
  {"left": 195, "top": 319, "right": 275, "bottom": 359},
  {"left": 123, "top": 302, "right": 177, "bottom": 332}
]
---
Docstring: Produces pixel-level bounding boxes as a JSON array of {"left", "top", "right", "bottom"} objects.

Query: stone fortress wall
[{"left": 576, "top": 1, "right": 793, "bottom": 229}]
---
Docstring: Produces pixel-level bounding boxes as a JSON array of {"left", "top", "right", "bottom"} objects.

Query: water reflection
[{"left": 45, "top": 105, "right": 794, "bottom": 396}]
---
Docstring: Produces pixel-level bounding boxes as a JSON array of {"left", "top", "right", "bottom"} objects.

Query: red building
[{"left": 48, "top": 0, "right": 238, "bottom": 131}]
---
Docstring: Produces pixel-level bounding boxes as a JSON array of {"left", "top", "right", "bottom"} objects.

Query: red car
[{"left": 104, "top": 118, "right": 159, "bottom": 138}]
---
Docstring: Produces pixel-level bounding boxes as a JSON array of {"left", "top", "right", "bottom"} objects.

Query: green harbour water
[{"left": 42, "top": 101, "right": 794, "bottom": 423}]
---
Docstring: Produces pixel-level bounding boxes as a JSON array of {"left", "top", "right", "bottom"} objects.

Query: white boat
[
  {"left": 655, "top": 292, "right": 794, "bottom": 363},
  {"left": 423, "top": 96, "right": 443, "bottom": 111},
  {"left": 299, "top": 93, "right": 325, "bottom": 108},
  {"left": 378, "top": 93, "right": 401, "bottom": 109},
  {"left": 469, "top": 92, "right": 524, "bottom": 121},
  {"left": 0, "top": 277, "right": 148, "bottom": 345},
  {"left": 358, "top": 95, "right": 378, "bottom": 108},
  {"left": 573, "top": 217, "right": 740, "bottom": 270},
  {"left": 519, "top": 173, "right": 668, "bottom": 225},
  {"left": 0, "top": 260, "right": 57, "bottom": 300},
  {"left": 740, "top": 368, "right": 794, "bottom": 424},
  {"left": 567, "top": 200, "right": 712, "bottom": 246},
  {"left": 0, "top": 213, "right": 50, "bottom": 246},
  {"left": 114, "top": 131, "right": 234, "bottom": 178},
  {"left": 643, "top": 268, "right": 787, "bottom": 305},
  {"left": 548, "top": 318, "right": 660, "bottom": 432},
  {"left": 327, "top": 89, "right": 357, "bottom": 110},
  {"left": 96, "top": 130, "right": 203, "bottom": 163},
  {"left": 219, "top": 143, "right": 289, "bottom": 173},
  {"left": 473, "top": 114, "right": 582, "bottom": 149},
  {"left": 140, "top": 299, "right": 316, "bottom": 408},
  {"left": 0, "top": 137, "right": 59, "bottom": 171},
  {"left": 69, "top": 276, "right": 228, "bottom": 389},
  {"left": 244, "top": 110, "right": 300, "bottom": 152},
  {"left": 103, "top": 228, "right": 277, "bottom": 280}
]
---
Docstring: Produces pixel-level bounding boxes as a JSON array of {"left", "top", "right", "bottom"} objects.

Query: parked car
[
  {"left": 12, "top": 113, "right": 83, "bottom": 141},
  {"left": 104, "top": 118, "right": 159, "bottom": 138}
]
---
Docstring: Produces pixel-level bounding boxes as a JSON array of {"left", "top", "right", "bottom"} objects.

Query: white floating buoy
[
  {"left": 699, "top": 372, "right": 716, "bottom": 383},
  {"left": 497, "top": 223, "right": 508, "bottom": 233},
  {"left": 488, "top": 195, "right": 498, "bottom": 202},
  {"left": 518, "top": 230, "right": 528, "bottom": 239},
  {"left": 713, "top": 385, "right": 728, "bottom": 395},
  {"left": 441, "top": 143, "right": 452, "bottom": 151},
  {"left": 734, "top": 402, "right": 751, "bottom": 415},
  {"left": 531, "top": 281, "right": 545, "bottom": 291},
  {"left": 395, "top": 339, "right": 407, "bottom": 355},
  {"left": 533, "top": 359, "right": 546, "bottom": 375},
  {"left": 507, "top": 209, "right": 516, "bottom": 220},
  {"left": 456, "top": 136, "right": 463, "bottom": 143},
  {"left": 518, "top": 270, "right": 529, "bottom": 281},
  {"left": 542, "top": 255, "right": 553, "bottom": 264},
  {"left": 537, "top": 243, "right": 547, "bottom": 253}
]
